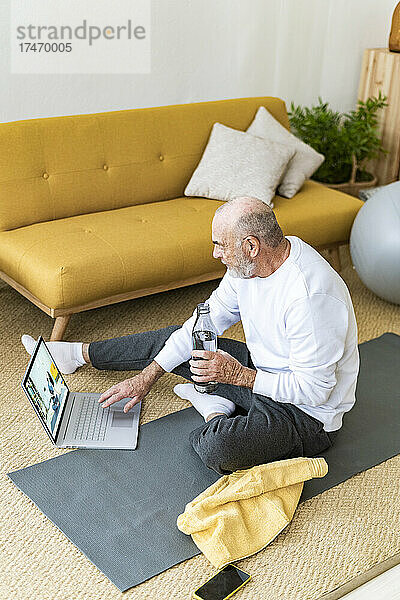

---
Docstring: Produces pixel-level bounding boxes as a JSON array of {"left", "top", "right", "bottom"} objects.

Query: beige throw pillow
[
  {"left": 247, "top": 106, "right": 325, "bottom": 198},
  {"left": 184, "top": 123, "right": 295, "bottom": 208}
]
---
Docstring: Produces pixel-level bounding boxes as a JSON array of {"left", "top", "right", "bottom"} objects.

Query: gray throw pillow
[
  {"left": 247, "top": 106, "right": 325, "bottom": 198},
  {"left": 184, "top": 122, "right": 295, "bottom": 208}
]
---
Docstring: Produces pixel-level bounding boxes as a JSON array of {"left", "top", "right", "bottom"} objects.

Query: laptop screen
[{"left": 21, "top": 337, "right": 69, "bottom": 443}]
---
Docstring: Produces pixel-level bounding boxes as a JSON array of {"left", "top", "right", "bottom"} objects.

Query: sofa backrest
[{"left": 0, "top": 96, "right": 289, "bottom": 231}]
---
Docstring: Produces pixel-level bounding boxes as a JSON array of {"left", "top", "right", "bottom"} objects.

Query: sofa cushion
[
  {"left": 247, "top": 106, "right": 325, "bottom": 198},
  {"left": 0, "top": 182, "right": 362, "bottom": 310},
  {"left": 0, "top": 97, "right": 290, "bottom": 231},
  {"left": 0, "top": 198, "right": 224, "bottom": 310},
  {"left": 273, "top": 180, "right": 363, "bottom": 246},
  {"left": 184, "top": 123, "right": 295, "bottom": 207}
]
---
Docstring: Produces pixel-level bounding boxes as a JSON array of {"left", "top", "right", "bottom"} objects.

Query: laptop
[{"left": 21, "top": 336, "right": 140, "bottom": 450}]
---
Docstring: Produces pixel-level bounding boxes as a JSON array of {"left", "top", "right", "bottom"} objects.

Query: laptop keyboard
[{"left": 72, "top": 395, "right": 108, "bottom": 441}]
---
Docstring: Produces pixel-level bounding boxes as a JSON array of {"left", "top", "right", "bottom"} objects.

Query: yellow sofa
[{"left": 0, "top": 96, "right": 363, "bottom": 340}]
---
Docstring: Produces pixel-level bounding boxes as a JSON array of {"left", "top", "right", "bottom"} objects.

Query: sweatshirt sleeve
[
  {"left": 253, "top": 294, "right": 349, "bottom": 407},
  {"left": 154, "top": 273, "right": 240, "bottom": 372}
]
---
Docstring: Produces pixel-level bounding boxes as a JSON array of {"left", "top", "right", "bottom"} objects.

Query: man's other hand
[
  {"left": 98, "top": 373, "right": 152, "bottom": 413},
  {"left": 190, "top": 349, "right": 256, "bottom": 388}
]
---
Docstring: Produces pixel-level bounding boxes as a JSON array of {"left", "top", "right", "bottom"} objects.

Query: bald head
[{"left": 214, "top": 196, "right": 284, "bottom": 248}]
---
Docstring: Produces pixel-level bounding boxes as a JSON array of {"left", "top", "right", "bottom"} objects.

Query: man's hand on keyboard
[
  {"left": 98, "top": 373, "right": 152, "bottom": 413},
  {"left": 98, "top": 360, "right": 165, "bottom": 413}
]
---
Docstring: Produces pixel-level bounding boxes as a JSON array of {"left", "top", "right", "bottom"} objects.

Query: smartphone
[{"left": 193, "top": 564, "right": 251, "bottom": 600}]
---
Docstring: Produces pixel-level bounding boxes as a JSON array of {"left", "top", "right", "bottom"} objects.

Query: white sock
[
  {"left": 21, "top": 335, "right": 87, "bottom": 375},
  {"left": 173, "top": 383, "right": 235, "bottom": 422}
]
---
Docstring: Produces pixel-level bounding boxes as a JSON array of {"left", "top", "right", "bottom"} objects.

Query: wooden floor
[{"left": 341, "top": 564, "right": 400, "bottom": 599}]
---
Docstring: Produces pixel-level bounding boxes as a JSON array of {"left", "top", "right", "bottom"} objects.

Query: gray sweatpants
[{"left": 88, "top": 325, "right": 338, "bottom": 475}]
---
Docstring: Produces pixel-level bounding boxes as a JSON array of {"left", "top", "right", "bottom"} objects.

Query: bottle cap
[{"left": 197, "top": 303, "right": 210, "bottom": 314}]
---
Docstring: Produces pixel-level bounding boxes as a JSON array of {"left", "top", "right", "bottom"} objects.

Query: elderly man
[{"left": 22, "top": 197, "right": 359, "bottom": 474}]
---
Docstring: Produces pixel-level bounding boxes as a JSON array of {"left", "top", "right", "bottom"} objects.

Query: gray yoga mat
[{"left": 8, "top": 333, "right": 400, "bottom": 592}]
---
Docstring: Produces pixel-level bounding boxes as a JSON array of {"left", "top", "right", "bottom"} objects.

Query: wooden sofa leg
[
  {"left": 50, "top": 315, "right": 71, "bottom": 341},
  {"left": 328, "top": 246, "right": 342, "bottom": 272}
]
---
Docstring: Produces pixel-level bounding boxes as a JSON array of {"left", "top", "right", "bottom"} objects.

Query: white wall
[{"left": 0, "top": 0, "right": 396, "bottom": 122}]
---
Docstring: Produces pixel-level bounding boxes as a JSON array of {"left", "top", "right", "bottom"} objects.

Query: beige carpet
[{"left": 1, "top": 246, "right": 399, "bottom": 600}]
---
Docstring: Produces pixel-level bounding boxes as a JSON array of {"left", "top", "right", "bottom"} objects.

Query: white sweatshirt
[{"left": 154, "top": 236, "right": 359, "bottom": 432}]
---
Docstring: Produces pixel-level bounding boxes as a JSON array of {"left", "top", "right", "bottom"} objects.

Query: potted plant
[{"left": 288, "top": 92, "right": 388, "bottom": 196}]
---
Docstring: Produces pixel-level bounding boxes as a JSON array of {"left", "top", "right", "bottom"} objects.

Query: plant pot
[
  {"left": 325, "top": 175, "right": 378, "bottom": 198},
  {"left": 321, "top": 154, "right": 378, "bottom": 198}
]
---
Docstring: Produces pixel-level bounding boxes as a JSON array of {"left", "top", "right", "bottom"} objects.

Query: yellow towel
[{"left": 176, "top": 456, "right": 328, "bottom": 569}]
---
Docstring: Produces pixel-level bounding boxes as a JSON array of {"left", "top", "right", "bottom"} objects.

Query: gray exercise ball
[{"left": 350, "top": 181, "right": 400, "bottom": 305}]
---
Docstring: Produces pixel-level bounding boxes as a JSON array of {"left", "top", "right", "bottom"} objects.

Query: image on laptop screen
[{"left": 23, "top": 340, "right": 69, "bottom": 439}]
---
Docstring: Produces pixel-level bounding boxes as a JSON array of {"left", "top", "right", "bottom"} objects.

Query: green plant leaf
[{"left": 288, "top": 95, "right": 387, "bottom": 183}]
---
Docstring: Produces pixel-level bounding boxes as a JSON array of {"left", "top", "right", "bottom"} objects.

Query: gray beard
[{"left": 227, "top": 255, "right": 256, "bottom": 279}]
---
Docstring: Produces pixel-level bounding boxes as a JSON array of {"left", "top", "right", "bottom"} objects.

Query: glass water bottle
[{"left": 192, "top": 303, "right": 218, "bottom": 393}]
